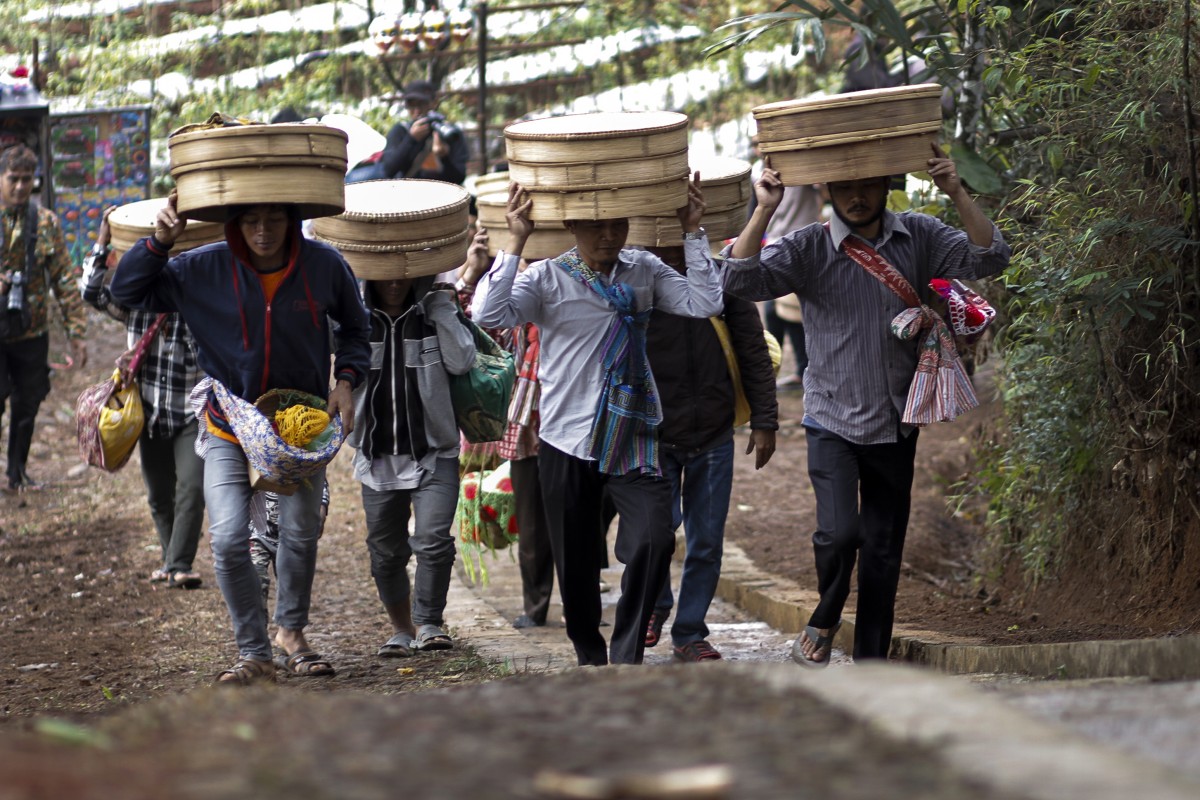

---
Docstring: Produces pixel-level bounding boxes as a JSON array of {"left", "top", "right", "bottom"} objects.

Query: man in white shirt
[{"left": 472, "top": 179, "right": 723, "bottom": 665}]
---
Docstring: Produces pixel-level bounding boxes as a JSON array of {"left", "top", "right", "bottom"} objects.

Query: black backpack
[{"left": 0, "top": 203, "right": 36, "bottom": 340}]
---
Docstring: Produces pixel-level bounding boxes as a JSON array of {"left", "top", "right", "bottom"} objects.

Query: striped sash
[{"left": 837, "top": 230, "right": 978, "bottom": 425}]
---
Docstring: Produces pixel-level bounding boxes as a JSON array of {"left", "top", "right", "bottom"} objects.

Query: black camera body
[{"left": 420, "top": 111, "right": 459, "bottom": 141}]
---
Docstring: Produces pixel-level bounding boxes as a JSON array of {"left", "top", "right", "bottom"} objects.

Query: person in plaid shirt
[
  {"left": 0, "top": 145, "right": 89, "bottom": 492},
  {"left": 81, "top": 207, "right": 206, "bottom": 589}
]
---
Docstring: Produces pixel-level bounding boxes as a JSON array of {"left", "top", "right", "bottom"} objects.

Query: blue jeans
[
  {"left": 204, "top": 437, "right": 326, "bottom": 662},
  {"left": 655, "top": 438, "right": 735, "bottom": 647},
  {"left": 360, "top": 457, "right": 459, "bottom": 626}
]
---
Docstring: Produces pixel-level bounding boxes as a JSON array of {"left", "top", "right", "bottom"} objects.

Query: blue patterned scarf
[{"left": 555, "top": 249, "right": 660, "bottom": 476}]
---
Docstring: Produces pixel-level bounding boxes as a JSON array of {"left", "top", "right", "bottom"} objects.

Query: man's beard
[{"left": 832, "top": 201, "right": 885, "bottom": 231}]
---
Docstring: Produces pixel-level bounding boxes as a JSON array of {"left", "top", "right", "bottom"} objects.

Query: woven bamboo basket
[
  {"left": 473, "top": 170, "right": 510, "bottom": 198},
  {"left": 625, "top": 156, "right": 751, "bottom": 247},
  {"left": 108, "top": 198, "right": 224, "bottom": 260},
  {"left": 169, "top": 123, "right": 348, "bottom": 222},
  {"left": 753, "top": 84, "right": 943, "bottom": 185},
  {"left": 311, "top": 179, "right": 471, "bottom": 280},
  {"left": 476, "top": 192, "right": 577, "bottom": 260},
  {"left": 504, "top": 112, "right": 690, "bottom": 221}
]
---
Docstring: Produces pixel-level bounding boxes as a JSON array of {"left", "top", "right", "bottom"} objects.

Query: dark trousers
[
  {"left": 511, "top": 456, "right": 554, "bottom": 625},
  {"left": 0, "top": 334, "right": 51, "bottom": 486},
  {"left": 806, "top": 425, "right": 918, "bottom": 660},
  {"left": 538, "top": 440, "right": 674, "bottom": 666},
  {"left": 139, "top": 419, "right": 206, "bottom": 574}
]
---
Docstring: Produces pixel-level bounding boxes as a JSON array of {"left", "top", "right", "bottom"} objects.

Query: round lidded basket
[
  {"left": 311, "top": 179, "right": 471, "bottom": 280},
  {"left": 473, "top": 170, "right": 510, "bottom": 198},
  {"left": 108, "top": 198, "right": 224, "bottom": 260},
  {"left": 169, "top": 123, "right": 348, "bottom": 223},
  {"left": 476, "top": 192, "right": 576, "bottom": 261},
  {"left": 626, "top": 156, "right": 752, "bottom": 247},
  {"left": 753, "top": 84, "right": 943, "bottom": 185},
  {"left": 504, "top": 111, "right": 691, "bottom": 221}
]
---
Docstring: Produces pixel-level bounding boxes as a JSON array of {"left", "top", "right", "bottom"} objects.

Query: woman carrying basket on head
[{"left": 111, "top": 193, "right": 370, "bottom": 686}]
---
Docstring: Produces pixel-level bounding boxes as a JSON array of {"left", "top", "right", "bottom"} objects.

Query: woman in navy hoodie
[{"left": 112, "top": 194, "right": 370, "bottom": 686}]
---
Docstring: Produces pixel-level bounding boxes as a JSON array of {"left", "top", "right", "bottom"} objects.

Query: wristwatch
[{"left": 682, "top": 227, "right": 707, "bottom": 241}]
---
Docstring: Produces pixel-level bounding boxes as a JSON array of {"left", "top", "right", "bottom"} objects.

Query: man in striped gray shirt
[{"left": 722, "top": 143, "right": 1010, "bottom": 665}]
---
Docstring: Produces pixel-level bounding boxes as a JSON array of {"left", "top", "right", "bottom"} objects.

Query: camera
[
  {"left": 7, "top": 271, "right": 24, "bottom": 312},
  {"left": 421, "top": 111, "right": 458, "bottom": 141}
]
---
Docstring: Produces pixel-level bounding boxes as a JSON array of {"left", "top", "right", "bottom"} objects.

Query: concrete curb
[
  {"left": 713, "top": 539, "right": 1200, "bottom": 679},
  {"left": 754, "top": 662, "right": 1200, "bottom": 800}
]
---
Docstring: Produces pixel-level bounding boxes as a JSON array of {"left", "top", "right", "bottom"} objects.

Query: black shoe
[{"left": 513, "top": 614, "right": 545, "bottom": 629}]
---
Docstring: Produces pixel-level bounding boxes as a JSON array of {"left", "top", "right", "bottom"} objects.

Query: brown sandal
[
  {"left": 282, "top": 650, "right": 336, "bottom": 677},
  {"left": 215, "top": 659, "right": 275, "bottom": 686}
]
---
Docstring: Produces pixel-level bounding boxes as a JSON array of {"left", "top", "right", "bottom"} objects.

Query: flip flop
[
  {"left": 150, "top": 569, "right": 170, "bottom": 584},
  {"left": 792, "top": 621, "right": 842, "bottom": 669},
  {"left": 378, "top": 631, "right": 415, "bottom": 658},
  {"left": 414, "top": 624, "right": 453, "bottom": 651}
]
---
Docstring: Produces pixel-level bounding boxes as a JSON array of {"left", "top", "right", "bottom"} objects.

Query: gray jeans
[
  {"left": 360, "top": 457, "right": 459, "bottom": 626},
  {"left": 204, "top": 437, "right": 326, "bottom": 662},
  {"left": 139, "top": 419, "right": 205, "bottom": 574}
]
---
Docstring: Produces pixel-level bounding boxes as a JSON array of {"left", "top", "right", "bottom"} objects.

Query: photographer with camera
[
  {"left": 0, "top": 144, "right": 89, "bottom": 493},
  {"left": 346, "top": 80, "right": 468, "bottom": 186}
]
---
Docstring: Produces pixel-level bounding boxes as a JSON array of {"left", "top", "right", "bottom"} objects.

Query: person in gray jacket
[{"left": 346, "top": 275, "right": 475, "bottom": 657}]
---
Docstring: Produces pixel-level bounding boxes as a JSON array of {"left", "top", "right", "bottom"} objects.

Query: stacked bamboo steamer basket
[
  {"left": 626, "top": 156, "right": 752, "bottom": 247},
  {"left": 311, "top": 179, "right": 471, "bottom": 280},
  {"left": 169, "top": 122, "right": 349, "bottom": 222},
  {"left": 474, "top": 172, "right": 576, "bottom": 260},
  {"left": 503, "top": 111, "right": 690, "bottom": 221},
  {"left": 753, "top": 84, "right": 943, "bottom": 185},
  {"left": 108, "top": 198, "right": 224, "bottom": 260}
]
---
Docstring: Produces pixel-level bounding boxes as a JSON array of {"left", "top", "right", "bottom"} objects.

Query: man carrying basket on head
[
  {"left": 472, "top": 177, "right": 724, "bottom": 666},
  {"left": 112, "top": 194, "right": 370, "bottom": 685},
  {"left": 722, "top": 143, "right": 1010, "bottom": 667}
]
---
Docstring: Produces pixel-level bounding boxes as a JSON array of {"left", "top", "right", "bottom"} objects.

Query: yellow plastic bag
[
  {"left": 710, "top": 318, "right": 782, "bottom": 428},
  {"left": 76, "top": 369, "right": 145, "bottom": 472}
]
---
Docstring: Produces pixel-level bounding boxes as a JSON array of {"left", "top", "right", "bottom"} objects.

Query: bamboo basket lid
[
  {"left": 688, "top": 156, "right": 752, "bottom": 211},
  {"left": 522, "top": 178, "right": 689, "bottom": 223},
  {"left": 508, "top": 148, "right": 690, "bottom": 192},
  {"left": 626, "top": 205, "right": 747, "bottom": 248},
  {"left": 311, "top": 180, "right": 470, "bottom": 246},
  {"left": 477, "top": 192, "right": 577, "bottom": 260},
  {"left": 317, "top": 235, "right": 470, "bottom": 281},
  {"left": 753, "top": 84, "right": 942, "bottom": 136},
  {"left": 504, "top": 112, "right": 688, "bottom": 164},
  {"left": 473, "top": 170, "right": 510, "bottom": 197},
  {"left": 108, "top": 198, "right": 224, "bottom": 259},
  {"left": 168, "top": 123, "right": 348, "bottom": 222}
]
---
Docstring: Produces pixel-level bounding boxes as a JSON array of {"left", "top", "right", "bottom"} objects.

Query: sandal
[
  {"left": 792, "top": 621, "right": 842, "bottom": 669},
  {"left": 414, "top": 624, "right": 453, "bottom": 651},
  {"left": 150, "top": 569, "right": 170, "bottom": 584},
  {"left": 167, "top": 571, "right": 203, "bottom": 590},
  {"left": 282, "top": 650, "right": 336, "bottom": 677},
  {"left": 378, "top": 631, "right": 415, "bottom": 658},
  {"left": 216, "top": 658, "right": 275, "bottom": 686}
]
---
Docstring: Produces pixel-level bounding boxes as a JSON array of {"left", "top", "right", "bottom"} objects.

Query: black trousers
[
  {"left": 510, "top": 456, "right": 554, "bottom": 625},
  {"left": 538, "top": 440, "right": 674, "bottom": 665},
  {"left": 0, "top": 334, "right": 51, "bottom": 486},
  {"left": 806, "top": 424, "right": 918, "bottom": 660}
]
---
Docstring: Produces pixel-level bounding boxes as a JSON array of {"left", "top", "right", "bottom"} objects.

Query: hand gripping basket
[
  {"left": 108, "top": 198, "right": 224, "bottom": 260},
  {"left": 475, "top": 190, "right": 577, "bottom": 261},
  {"left": 311, "top": 179, "right": 471, "bottom": 280},
  {"left": 168, "top": 122, "right": 349, "bottom": 222},
  {"left": 503, "top": 111, "right": 690, "bottom": 222},
  {"left": 753, "top": 84, "right": 944, "bottom": 185},
  {"left": 626, "top": 155, "right": 752, "bottom": 247}
]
